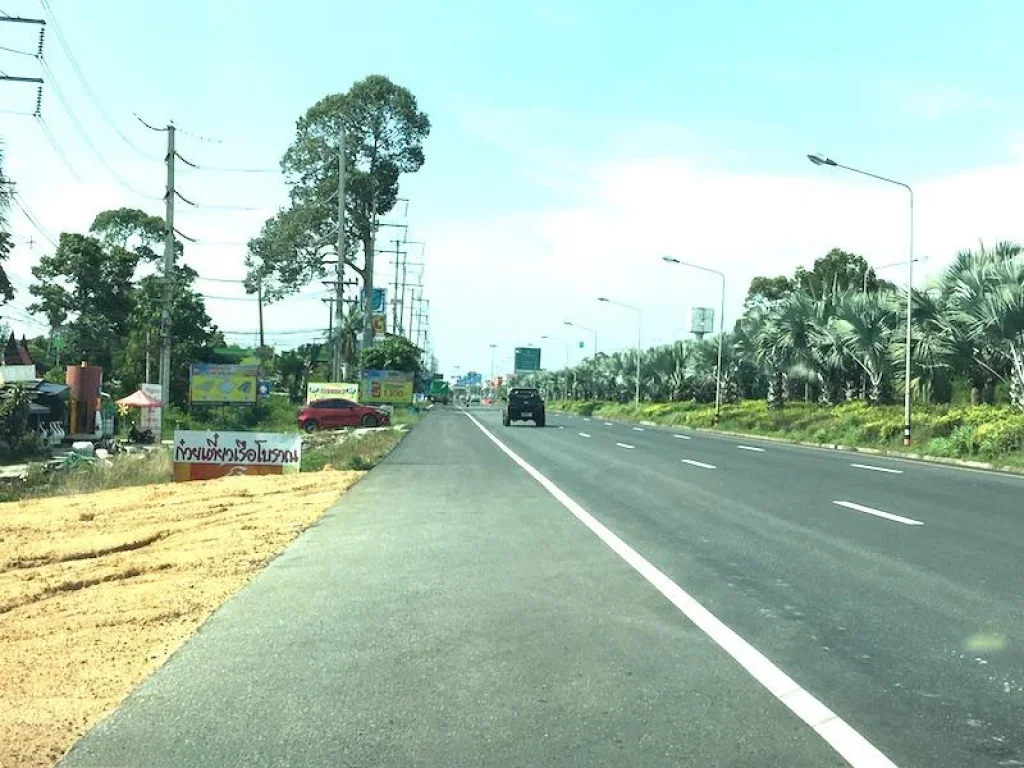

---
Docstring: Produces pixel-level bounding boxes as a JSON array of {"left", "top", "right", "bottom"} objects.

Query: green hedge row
[{"left": 549, "top": 400, "right": 1024, "bottom": 463}]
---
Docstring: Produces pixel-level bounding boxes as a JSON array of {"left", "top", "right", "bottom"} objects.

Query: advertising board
[
  {"left": 306, "top": 381, "right": 360, "bottom": 404},
  {"left": 360, "top": 369, "right": 414, "bottom": 405},
  {"left": 172, "top": 430, "right": 301, "bottom": 482},
  {"left": 189, "top": 363, "right": 259, "bottom": 404}
]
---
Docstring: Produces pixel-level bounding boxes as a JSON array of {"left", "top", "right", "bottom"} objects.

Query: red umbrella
[{"left": 116, "top": 389, "right": 163, "bottom": 408}]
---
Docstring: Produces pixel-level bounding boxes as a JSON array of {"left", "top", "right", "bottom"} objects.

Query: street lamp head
[
  {"left": 597, "top": 297, "right": 609, "bottom": 303},
  {"left": 807, "top": 153, "right": 837, "bottom": 167},
  {"left": 662, "top": 256, "right": 680, "bottom": 264},
  {"left": 563, "top": 320, "right": 572, "bottom": 326}
]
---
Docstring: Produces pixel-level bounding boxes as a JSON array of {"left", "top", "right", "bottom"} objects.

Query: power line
[
  {"left": 173, "top": 187, "right": 274, "bottom": 212},
  {"left": 0, "top": 43, "right": 35, "bottom": 56},
  {"left": 39, "top": 58, "right": 162, "bottom": 200},
  {"left": 11, "top": 192, "right": 57, "bottom": 247},
  {"left": 38, "top": 0, "right": 162, "bottom": 162},
  {"left": 36, "top": 115, "right": 82, "bottom": 181},
  {"left": 175, "top": 151, "right": 277, "bottom": 175}
]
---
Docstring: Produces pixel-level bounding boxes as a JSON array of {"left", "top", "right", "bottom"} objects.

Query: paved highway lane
[
  {"left": 61, "top": 408, "right": 850, "bottom": 768},
  {"left": 563, "top": 411, "right": 1024, "bottom": 603},
  {"left": 493, "top": 407, "right": 1024, "bottom": 766}
]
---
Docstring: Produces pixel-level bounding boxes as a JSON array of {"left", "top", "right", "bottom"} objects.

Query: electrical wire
[
  {"left": 0, "top": 43, "right": 35, "bottom": 56},
  {"left": 38, "top": 0, "right": 163, "bottom": 161},
  {"left": 175, "top": 151, "right": 277, "bottom": 175},
  {"left": 173, "top": 187, "right": 274, "bottom": 212},
  {"left": 39, "top": 58, "right": 162, "bottom": 200},
  {"left": 35, "top": 115, "right": 82, "bottom": 181},
  {"left": 11, "top": 192, "right": 57, "bottom": 247}
]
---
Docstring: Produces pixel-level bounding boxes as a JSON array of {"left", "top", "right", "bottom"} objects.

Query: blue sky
[{"left": 3, "top": 0, "right": 1024, "bottom": 376}]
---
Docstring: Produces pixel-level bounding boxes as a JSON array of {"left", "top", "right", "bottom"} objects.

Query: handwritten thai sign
[{"left": 172, "top": 430, "right": 302, "bottom": 482}]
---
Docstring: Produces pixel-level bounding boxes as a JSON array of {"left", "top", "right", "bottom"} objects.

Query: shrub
[{"left": 974, "top": 419, "right": 1024, "bottom": 456}]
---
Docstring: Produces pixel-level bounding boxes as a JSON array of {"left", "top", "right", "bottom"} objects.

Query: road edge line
[{"left": 463, "top": 411, "right": 898, "bottom": 768}]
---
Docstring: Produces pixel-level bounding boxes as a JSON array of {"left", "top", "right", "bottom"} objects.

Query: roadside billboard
[
  {"left": 360, "top": 369, "right": 414, "bottom": 405},
  {"left": 691, "top": 307, "right": 715, "bottom": 336},
  {"left": 189, "top": 363, "right": 259, "bottom": 404},
  {"left": 514, "top": 347, "right": 541, "bottom": 374},
  {"left": 172, "top": 430, "right": 302, "bottom": 481},
  {"left": 306, "top": 381, "right": 360, "bottom": 404}
]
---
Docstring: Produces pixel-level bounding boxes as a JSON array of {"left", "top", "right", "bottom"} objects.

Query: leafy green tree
[
  {"left": 246, "top": 75, "right": 430, "bottom": 347},
  {"left": 359, "top": 335, "right": 422, "bottom": 372},
  {"left": 117, "top": 264, "right": 217, "bottom": 405}
]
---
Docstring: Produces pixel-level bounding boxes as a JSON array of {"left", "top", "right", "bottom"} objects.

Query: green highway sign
[{"left": 514, "top": 346, "right": 541, "bottom": 374}]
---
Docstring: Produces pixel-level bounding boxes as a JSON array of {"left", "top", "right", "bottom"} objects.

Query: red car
[{"left": 297, "top": 399, "right": 391, "bottom": 432}]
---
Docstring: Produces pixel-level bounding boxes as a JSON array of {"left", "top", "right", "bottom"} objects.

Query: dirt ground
[{"left": 0, "top": 469, "right": 361, "bottom": 768}]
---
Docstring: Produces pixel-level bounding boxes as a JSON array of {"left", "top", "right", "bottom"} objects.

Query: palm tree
[{"left": 833, "top": 291, "right": 899, "bottom": 405}]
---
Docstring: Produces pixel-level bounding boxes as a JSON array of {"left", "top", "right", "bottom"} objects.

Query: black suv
[{"left": 503, "top": 388, "right": 545, "bottom": 427}]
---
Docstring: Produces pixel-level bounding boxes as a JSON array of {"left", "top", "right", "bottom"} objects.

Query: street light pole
[
  {"left": 563, "top": 320, "right": 597, "bottom": 357},
  {"left": 489, "top": 344, "right": 497, "bottom": 381},
  {"left": 808, "top": 153, "right": 914, "bottom": 446},
  {"left": 662, "top": 257, "right": 726, "bottom": 422},
  {"left": 597, "top": 297, "right": 642, "bottom": 410}
]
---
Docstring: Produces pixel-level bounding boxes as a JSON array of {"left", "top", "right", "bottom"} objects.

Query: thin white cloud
[{"left": 903, "top": 86, "right": 995, "bottom": 120}]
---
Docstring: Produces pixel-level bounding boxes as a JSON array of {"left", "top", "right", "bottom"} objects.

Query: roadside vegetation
[
  {"left": 551, "top": 399, "right": 1024, "bottom": 467},
  {"left": 517, "top": 244, "right": 1024, "bottom": 469}
]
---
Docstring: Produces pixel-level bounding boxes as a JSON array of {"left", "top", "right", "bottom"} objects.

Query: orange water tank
[{"left": 67, "top": 363, "right": 103, "bottom": 435}]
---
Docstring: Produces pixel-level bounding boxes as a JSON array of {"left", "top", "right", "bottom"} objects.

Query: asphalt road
[{"left": 61, "top": 406, "right": 1024, "bottom": 767}]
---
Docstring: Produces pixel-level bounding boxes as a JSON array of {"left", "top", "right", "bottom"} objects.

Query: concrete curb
[{"left": 551, "top": 409, "right": 1024, "bottom": 477}]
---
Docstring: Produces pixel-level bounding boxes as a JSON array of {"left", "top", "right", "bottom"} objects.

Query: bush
[{"left": 974, "top": 419, "right": 1024, "bottom": 456}]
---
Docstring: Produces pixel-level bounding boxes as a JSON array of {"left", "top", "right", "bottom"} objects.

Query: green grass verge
[
  {"left": 300, "top": 428, "right": 409, "bottom": 472},
  {"left": 1, "top": 417, "right": 419, "bottom": 502},
  {"left": 548, "top": 399, "right": 1024, "bottom": 467}
]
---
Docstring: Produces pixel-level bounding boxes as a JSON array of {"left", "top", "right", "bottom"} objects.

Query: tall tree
[{"left": 247, "top": 75, "right": 430, "bottom": 347}]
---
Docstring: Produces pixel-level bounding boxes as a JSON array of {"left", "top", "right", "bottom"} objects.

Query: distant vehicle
[
  {"left": 298, "top": 399, "right": 391, "bottom": 432},
  {"left": 428, "top": 380, "right": 451, "bottom": 405},
  {"left": 503, "top": 388, "right": 545, "bottom": 427}
]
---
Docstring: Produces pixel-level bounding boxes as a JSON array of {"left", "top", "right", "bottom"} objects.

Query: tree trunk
[
  {"left": 869, "top": 374, "right": 882, "bottom": 406},
  {"left": 970, "top": 380, "right": 983, "bottom": 406},
  {"left": 767, "top": 368, "right": 785, "bottom": 410}
]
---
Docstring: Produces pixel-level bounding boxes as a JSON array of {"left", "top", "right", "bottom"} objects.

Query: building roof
[{"left": 3, "top": 333, "right": 36, "bottom": 367}]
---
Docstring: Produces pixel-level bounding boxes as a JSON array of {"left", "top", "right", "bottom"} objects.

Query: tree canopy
[
  {"left": 246, "top": 75, "right": 430, "bottom": 345},
  {"left": 358, "top": 334, "right": 422, "bottom": 373}
]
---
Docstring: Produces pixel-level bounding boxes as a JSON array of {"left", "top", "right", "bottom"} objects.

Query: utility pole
[
  {"left": 391, "top": 238, "right": 402, "bottom": 333},
  {"left": 160, "top": 124, "right": 176, "bottom": 427},
  {"left": 334, "top": 136, "right": 346, "bottom": 382},
  {"left": 257, "top": 280, "right": 265, "bottom": 350}
]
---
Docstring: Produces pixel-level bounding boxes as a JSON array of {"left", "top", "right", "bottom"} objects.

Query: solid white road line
[
  {"left": 578, "top": 432, "right": 592, "bottom": 438},
  {"left": 833, "top": 500, "right": 923, "bottom": 527},
  {"left": 672, "top": 434, "right": 691, "bottom": 440},
  {"left": 737, "top": 445, "right": 765, "bottom": 453},
  {"left": 632, "top": 426, "right": 645, "bottom": 432},
  {"left": 850, "top": 463, "right": 903, "bottom": 475},
  {"left": 615, "top": 442, "right": 635, "bottom": 449},
  {"left": 462, "top": 411, "right": 898, "bottom": 768},
  {"left": 682, "top": 459, "right": 717, "bottom": 470}
]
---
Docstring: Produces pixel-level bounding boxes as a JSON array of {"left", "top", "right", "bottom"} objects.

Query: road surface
[{"left": 61, "top": 406, "right": 1024, "bottom": 767}]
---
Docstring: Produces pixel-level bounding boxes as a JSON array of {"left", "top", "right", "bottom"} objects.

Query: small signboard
[
  {"left": 514, "top": 347, "right": 542, "bottom": 374},
  {"left": 690, "top": 307, "right": 715, "bottom": 336},
  {"left": 306, "top": 381, "right": 360, "bottom": 404},
  {"left": 172, "top": 430, "right": 302, "bottom": 482}
]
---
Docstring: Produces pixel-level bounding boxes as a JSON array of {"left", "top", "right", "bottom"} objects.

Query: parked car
[
  {"left": 297, "top": 399, "right": 391, "bottom": 432},
  {"left": 502, "top": 388, "right": 545, "bottom": 427}
]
